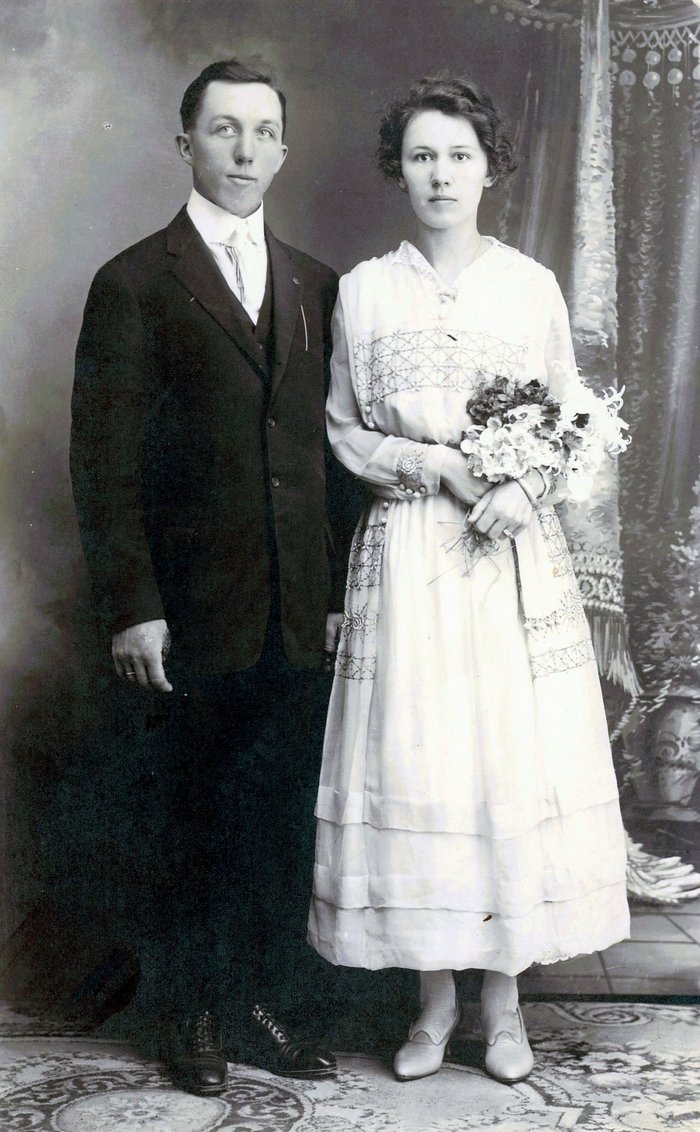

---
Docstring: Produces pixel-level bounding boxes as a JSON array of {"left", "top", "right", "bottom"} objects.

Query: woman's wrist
[
  {"left": 516, "top": 469, "right": 548, "bottom": 508},
  {"left": 440, "top": 448, "right": 488, "bottom": 504}
]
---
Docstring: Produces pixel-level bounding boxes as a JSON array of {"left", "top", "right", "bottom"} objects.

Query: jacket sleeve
[
  {"left": 70, "top": 261, "right": 166, "bottom": 635},
  {"left": 321, "top": 271, "right": 364, "bottom": 612}
]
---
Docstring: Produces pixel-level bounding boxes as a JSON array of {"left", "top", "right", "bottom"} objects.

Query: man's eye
[
  {"left": 258, "top": 128, "right": 274, "bottom": 138},
  {"left": 217, "top": 125, "right": 235, "bottom": 136}
]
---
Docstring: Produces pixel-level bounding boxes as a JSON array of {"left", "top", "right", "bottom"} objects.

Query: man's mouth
[{"left": 228, "top": 174, "right": 256, "bottom": 182}]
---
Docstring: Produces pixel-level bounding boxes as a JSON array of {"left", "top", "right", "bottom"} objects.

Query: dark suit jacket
[{"left": 71, "top": 206, "right": 356, "bottom": 674}]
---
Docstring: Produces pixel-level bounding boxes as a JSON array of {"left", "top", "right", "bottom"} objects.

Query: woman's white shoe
[
  {"left": 393, "top": 1004, "right": 462, "bottom": 1082},
  {"left": 483, "top": 1005, "right": 534, "bottom": 1084}
]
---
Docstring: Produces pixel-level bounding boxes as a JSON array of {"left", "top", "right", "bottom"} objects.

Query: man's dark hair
[
  {"left": 377, "top": 75, "right": 516, "bottom": 186},
  {"left": 180, "top": 58, "right": 287, "bottom": 137}
]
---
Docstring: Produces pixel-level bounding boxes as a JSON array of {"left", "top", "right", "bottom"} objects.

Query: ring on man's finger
[
  {"left": 503, "top": 527, "right": 513, "bottom": 538},
  {"left": 125, "top": 670, "right": 136, "bottom": 676}
]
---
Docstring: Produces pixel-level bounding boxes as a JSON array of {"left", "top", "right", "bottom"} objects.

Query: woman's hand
[
  {"left": 469, "top": 481, "right": 533, "bottom": 540},
  {"left": 440, "top": 448, "right": 491, "bottom": 507}
]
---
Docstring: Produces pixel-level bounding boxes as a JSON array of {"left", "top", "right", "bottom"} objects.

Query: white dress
[{"left": 307, "top": 239, "right": 630, "bottom": 974}]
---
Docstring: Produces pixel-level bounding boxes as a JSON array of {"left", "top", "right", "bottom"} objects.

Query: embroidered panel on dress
[
  {"left": 346, "top": 523, "right": 386, "bottom": 590},
  {"left": 396, "top": 442, "right": 427, "bottom": 492},
  {"left": 537, "top": 511, "right": 575, "bottom": 577},
  {"left": 530, "top": 637, "right": 596, "bottom": 678},
  {"left": 338, "top": 586, "right": 380, "bottom": 682},
  {"left": 340, "top": 607, "right": 379, "bottom": 638},
  {"left": 336, "top": 653, "right": 376, "bottom": 680},
  {"left": 353, "top": 330, "right": 526, "bottom": 408},
  {"left": 523, "top": 588, "right": 588, "bottom": 640}
]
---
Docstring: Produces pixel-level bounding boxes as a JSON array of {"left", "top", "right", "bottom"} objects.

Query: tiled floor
[{"left": 521, "top": 897, "right": 700, "bottom": 998}]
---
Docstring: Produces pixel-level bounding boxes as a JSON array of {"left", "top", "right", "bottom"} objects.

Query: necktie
[{"left": 221, "top": 229, "right": 247, "bottom": 305}]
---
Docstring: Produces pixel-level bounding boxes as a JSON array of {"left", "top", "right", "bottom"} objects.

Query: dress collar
[{"left": 390, "top": 237, "right": 499, "bottom": 289}]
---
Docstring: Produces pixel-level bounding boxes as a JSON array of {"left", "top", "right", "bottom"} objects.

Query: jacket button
[
  {"left": 271, "top": 476, "right": 280, "bottom": 488},
  {"left": 267, "top": 417, "right": 276, "bottom": 428}
]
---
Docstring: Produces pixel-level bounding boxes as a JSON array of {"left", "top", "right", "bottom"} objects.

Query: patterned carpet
[{"left": 0, "top": 1002, "right": 698, "bottom": 1131}]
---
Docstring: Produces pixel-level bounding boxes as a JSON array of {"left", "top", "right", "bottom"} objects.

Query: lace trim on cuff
[{"left": 396, "top": 442, "right": 427, "bottom": 496}]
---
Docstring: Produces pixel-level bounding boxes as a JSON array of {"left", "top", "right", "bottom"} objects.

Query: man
[{"left": 70, "top": 59, "right": 357, "bottom": 1095}]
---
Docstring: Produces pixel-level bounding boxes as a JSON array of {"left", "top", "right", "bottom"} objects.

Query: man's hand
[
  {"left": 112, "top": 619, "right": 173, "bottom": 693},
  {"left": 323, "top": 612, "right": 343, "bottom": 672}
]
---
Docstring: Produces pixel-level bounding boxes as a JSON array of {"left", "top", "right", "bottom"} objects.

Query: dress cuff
[{"left": 395, "top": 442, "right": 444, "bottom": 498}]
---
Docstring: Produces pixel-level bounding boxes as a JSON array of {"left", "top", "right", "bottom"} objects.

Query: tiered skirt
[{"left": 308, "top": 493, "right": 629, "bottom": 973}]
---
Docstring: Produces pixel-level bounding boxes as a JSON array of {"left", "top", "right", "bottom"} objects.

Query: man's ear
[{"left": 175, "top": 133, "right": 194, "bottom": 167}]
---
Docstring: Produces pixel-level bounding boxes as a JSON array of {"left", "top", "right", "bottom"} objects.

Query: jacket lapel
[
  {"left": 266, "top": 228, "right": 302, "bottom": 403},
  {"left": 166, "top": 207, "right": 266, "bottom": 376}
]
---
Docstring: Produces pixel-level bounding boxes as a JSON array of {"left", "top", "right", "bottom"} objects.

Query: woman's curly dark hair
[{"left": 377, "top": 75, "right": 517, "bottom": 187}]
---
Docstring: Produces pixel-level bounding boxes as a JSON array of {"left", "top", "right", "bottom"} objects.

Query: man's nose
[{"left": 233, "top": 133, "right": 255, "bottom": 163}]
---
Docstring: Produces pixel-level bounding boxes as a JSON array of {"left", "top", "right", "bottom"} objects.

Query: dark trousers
[{"left": 99, "top": 622, "right": 332, "bottom": 1048}]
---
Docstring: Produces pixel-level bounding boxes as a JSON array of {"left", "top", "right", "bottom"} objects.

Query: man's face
[{"left": 176, "top": 81, "right": 287, "bottom": 217}]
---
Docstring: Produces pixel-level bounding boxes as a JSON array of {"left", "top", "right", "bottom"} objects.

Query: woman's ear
[
  {"left": 484, "top": 174, "right": 495, "bottom": 188},
  {"left": 397, "top": 176, "right": 407, "bottom": 192}
]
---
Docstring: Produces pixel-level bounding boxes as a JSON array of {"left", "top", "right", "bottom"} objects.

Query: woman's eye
[
  {"left": 415, "top": 153, "right": 432, "bottom": 162},
  {"left": 454, "top": 152, "right": 470, "bottom": 161}
]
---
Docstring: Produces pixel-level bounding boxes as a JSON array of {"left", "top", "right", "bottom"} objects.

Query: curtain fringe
[{"left": 586, "top": 608, "right": 643, "bottom": 697}]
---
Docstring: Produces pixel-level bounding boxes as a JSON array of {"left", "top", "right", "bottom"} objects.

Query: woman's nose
[{"left": 431, "top": 162, "right": 451, "bottom": 185}]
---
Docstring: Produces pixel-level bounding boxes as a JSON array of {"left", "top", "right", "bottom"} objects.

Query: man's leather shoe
[
  {"left": 171, "top": 1011, "right": 228, "bottom": 1096},
  {"left": 248, "top": 1003, "right": 337, "bottom": 1078}
]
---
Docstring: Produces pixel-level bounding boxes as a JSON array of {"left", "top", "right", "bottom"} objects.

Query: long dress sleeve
[
  {"left": 326, "top": 293, "right": 447, "bottom": 501},
  {"left": 543, "top": 276, "right": 582, "bottom": 402},
  {"left": 539, "top": 275, "right": 627, "bottom": 505}
]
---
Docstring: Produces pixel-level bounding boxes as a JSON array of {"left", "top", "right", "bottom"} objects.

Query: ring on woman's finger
[
  {"left": 125, "top": 670, "right": 136, "bottom": 676},
  {"left": 503, "top": 527, "right": 513, "bottom": 538}
]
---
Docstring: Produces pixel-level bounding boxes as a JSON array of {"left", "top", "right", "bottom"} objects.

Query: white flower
[{"left": 458, "top": 376, "right": 629, "bottom": 494}]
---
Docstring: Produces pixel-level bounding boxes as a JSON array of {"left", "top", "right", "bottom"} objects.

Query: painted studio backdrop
[{"left": 1, "top": 0, "right": 699, "bottom": 1018}]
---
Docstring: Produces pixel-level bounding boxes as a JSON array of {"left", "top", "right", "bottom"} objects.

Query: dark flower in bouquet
[
  {"left": 461, "top": 373, "right": 627, "bottom": 499},
  {"left": 446, "top": 372, "right": 629, "bottom": 567}
]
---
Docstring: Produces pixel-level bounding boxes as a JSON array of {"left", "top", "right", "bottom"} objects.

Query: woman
[{"left": 308, "top": 76, "right": 630, "bottom": 1084}]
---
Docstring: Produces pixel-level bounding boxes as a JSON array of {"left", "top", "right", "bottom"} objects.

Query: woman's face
[{"left": 399, "top": 110, "right": 492, "bottom": 231}]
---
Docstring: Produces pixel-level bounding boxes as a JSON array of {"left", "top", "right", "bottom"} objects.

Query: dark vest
[
  {"left": 252, "top": 251, "right": 282, "bottom": 630},
  {"left": 254, "top": 249, "right": 275, "bottom": 380},
  {"left": 232, "top": 248, "right": 275, "bottom": 384}
]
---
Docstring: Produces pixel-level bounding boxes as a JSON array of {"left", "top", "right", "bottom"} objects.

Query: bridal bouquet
[
  {"left": 452, "top": 373, "right": 629, "bottom": 561},
  {"left": 461, "top": 373, "right": 629, "bottom": 500}
]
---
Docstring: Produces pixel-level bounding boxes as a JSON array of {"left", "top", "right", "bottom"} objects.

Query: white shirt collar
[{"left": 186, "top": 187, "right": 265, "bottom": 247}]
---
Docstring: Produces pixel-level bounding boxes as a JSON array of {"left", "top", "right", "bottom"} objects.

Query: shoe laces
[
  {"left": 193, "top": 1011, "right": 219, "bottom": 1050},
  {"left": 252, "top": 1004, "right": 289, "bottom": 1044}
]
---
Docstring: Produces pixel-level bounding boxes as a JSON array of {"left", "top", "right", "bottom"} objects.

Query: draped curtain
[
  {"left": 474, "top": 0, "right": 700, "bottom": 812},
  {"left": 612, "top": 3, "right": 700, "bottom": 806}
]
